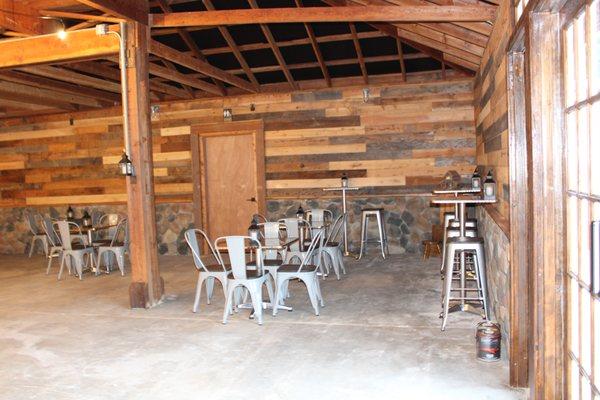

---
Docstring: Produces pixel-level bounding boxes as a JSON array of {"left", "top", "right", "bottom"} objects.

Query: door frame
[{"left": 190, "top": 119, "right": 266, "bottom": 233}]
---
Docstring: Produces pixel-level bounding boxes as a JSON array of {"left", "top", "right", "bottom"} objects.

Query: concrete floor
[{"left": 0, "top": 253, "right": 525, "bottom": 400}]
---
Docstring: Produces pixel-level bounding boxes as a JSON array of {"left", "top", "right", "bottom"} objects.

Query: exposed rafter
[
  {"left": 349, "top": 23, "right": 368, "bottom": 84},
  {"left": 74, "top": 0, "right": 148, "bottom": 24},
  {"left": 295, "top": 0, "right": 331, "bottom": 87},
  {"left": 150, "top": 6, "right": 497, "bottom": 27},
  {"left": 247, "top": 0, "right": 297, "bottom": 91},
  {"left": 202, "top": 0, "right": 260, "bottom": 89}
]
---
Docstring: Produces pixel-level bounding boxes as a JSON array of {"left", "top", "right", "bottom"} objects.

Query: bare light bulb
[{"left": 57, "top": 29, "right": 67, "bottom": 40}]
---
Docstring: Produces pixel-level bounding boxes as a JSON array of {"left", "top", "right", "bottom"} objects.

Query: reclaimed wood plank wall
[
  {"left": 0, "top": 78, "right": 475, "bottom": 207},
  {"left": 474, "top": 0, "right": 511, "bottom": 222}
]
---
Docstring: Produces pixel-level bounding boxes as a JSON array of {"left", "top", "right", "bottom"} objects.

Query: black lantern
[
  {"left": 118, "top": 152, "right": 134, "bottom": 176},
  {"left": 82, "top": 211, "right": 92, "bottom": 227},
  {"left": 471, "top": 168, "right": 481, "bottom": 190},
  {"left": 66, "top": 205, "right": 74, "bottom": 220},
  {"left": 248, "top": 216, "right": 260, "bottom": 241},
  {"left": 341, "top": 173, "right": 348, "bottom": 188},
  {"left": 483, "top": 170, "right": 496, "bottom": 200},
  {"left": 296, "top": 205, "right": 305, "bottom": 221}
]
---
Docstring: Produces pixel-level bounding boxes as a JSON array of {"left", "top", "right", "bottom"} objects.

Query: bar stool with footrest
[
  {"left": 357, "top": 208, "right": 389, "bottom": 260},
  {"left": 441, "top": 236, "right": 490, "bottom": 331}
]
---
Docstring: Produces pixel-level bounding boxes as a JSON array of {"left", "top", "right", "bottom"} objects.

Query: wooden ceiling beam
[
  {"left": 0, "top": 80, "right": 80, "bottom": 110},
  {"left": 247, "top": 0, "right": 297, "bottom": 91},
  {"left": 160, "top": 59, "right": 196, "bottom": 98},
  {"left": 396, "top": 37, "right": 406, "bottom": 81},
  {"left": 295, "top": 0, "right": 331, "bottom": 87},
  {"left": 149, "top": 39, "right": 256, "bottom": 93},
  {"left": 349, "top": 23, "right": 368, "bottom": 84},
  {"left": 150, "top": 6, "right": 496, "bottom": 27},
  {"left": 74, "top": 0, "right": 148, "bottom": 24},
  {"left": 40, "top": 10, "right": 122, "bottom": 23},
  {"left": 156, "top": 0, "right": 227, "bottom": 96},
  {"left": 0, "top": 26, "right": 119, "bottom": 69},
  {"left": 0, "top": 0, "right": 44, "bottom": 35},
  {"left": 19, "top": 65, "right": 122, "bottom": 93},
  {"left": 148, "top": 62, "right": 224, "bottom": 96},
  {"left": 0, "top": 70, "right": 120, "bottom": 104},
  {"left": 202, "top": 0, "right": 260, "bottom": 89}
]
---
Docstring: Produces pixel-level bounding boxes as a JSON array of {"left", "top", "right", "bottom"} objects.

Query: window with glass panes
[{"left": 563, "top": 1, "right": 600, "bottom": 398}]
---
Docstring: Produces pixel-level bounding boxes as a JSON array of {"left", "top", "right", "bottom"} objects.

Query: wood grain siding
[
  {"left": 0, "top": 78, "right": 475, "bottom": 206},
  {"left": 474, "top": 0, "right": 511, "bottom": 220}
]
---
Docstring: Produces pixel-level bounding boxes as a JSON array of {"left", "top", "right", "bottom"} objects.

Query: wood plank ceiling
[{"left": 0, "top": 0, "right": 498, "bottom": 118}]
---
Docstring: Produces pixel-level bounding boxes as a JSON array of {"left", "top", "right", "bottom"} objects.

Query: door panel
[{"left": 191, "top": 121, "right": 266, "bottom": 242}]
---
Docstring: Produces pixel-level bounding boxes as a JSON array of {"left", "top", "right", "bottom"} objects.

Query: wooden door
[{"left": 191, "top": 120, "right": 266, "bottom": 240}]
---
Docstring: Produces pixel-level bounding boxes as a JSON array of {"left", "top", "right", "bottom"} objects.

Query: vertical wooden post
[
  {"left": 527, "top": 11, "right": 565, "bottom": 399},
  {"left": 125, "top": 21, "right": 164, "bottom": 308}
]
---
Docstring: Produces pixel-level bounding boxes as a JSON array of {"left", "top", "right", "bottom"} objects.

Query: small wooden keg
[{"left": 476, "top": 322, "right": 501, "bottom": 362}]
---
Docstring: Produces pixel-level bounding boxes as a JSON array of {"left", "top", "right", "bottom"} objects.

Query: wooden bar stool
[
  {"left": 357, "top": 208, "right": 389, "bottom": 260},
  {"left": 422, "top": 225, "right": 443, "bottom": 260}
]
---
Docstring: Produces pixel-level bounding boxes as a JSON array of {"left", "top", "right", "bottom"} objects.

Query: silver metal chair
[
  {"left": 217, "top": 236, "right": 274, "bottom": 326},
  {"left": 26, "top": 211, "right": 48, "bottom": 257},
  {"left": 42, "top": 218, "right": 63, "bottom": 275},
  {"left": 96, "top": 219, "right": 128, "bottom": 275},
  {"left": 273, "top": 229, "right": 325, "bottom": 317},
  {"left": 56, "top": 221, "right": 95, "bottom": 280},
  {"left": 441, "top": 236, "right": 490, "bottom": 331},
  {"left": 321, "top": 213, "right": 347, "bottom": 280},
  {"left": 185, "top": 229, "right": 230, "bottom": 313},
  {"left": 357, "top": 208, "right": 389, "bottom": 260}
]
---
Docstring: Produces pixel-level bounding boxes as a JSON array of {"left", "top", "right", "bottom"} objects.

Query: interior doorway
[{"left": 191, "top": 120, "right": 266, "bottom": 240}]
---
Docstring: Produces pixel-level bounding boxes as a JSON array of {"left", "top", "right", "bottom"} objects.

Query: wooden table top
[
  {"left": 431, "top": 195, "right": 497, "bottom": 205},
  {"left": 432, "top": 187, "right": 481, "bottom": 195}
]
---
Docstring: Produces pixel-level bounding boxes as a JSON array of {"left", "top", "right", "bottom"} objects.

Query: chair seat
[
  {"left": 325, "top": 241, "right": 339, "bottom": 247},
  {"left": 248, "top": 259, "right": 284, "bottom": 267},
  {"left": 98, "top": 241, "right": 126, "bottom": 248},
  {"left": 277, "top": 264, "right": 318, "bottom": 274},
  {"left": 227, "top": 270, "right": 265, "bottom": 280},
  {"left": 70, "top": 243, "right": 91, "bottom": 251},
  {"left": 93, "top": 239, "right": 112, "bottom": 246},
  {"left": 203, "top": 263, "right": 230, "bottom": 273}
]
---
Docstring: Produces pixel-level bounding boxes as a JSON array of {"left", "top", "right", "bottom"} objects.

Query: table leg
[{"left": 342, "top": 189, "right": 350, "bottom": 256}]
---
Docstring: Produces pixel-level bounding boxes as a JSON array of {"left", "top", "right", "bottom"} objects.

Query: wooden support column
[{"left": 124, "top": 21, "right": 164, "bottom": 308}]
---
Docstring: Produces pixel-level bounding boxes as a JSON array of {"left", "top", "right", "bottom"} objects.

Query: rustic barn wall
[
  {"left": 474, "top": 0, "right": 511, "bottom": 222},
  {"left": 0, "top": 78, "right": 475, "bottom": 254},
  {"left": 473, "top": 0, "right": 513, "bottom": 355}
]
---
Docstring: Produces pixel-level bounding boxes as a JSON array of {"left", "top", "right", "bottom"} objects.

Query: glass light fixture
[
  {"left": 66, "top": 205, "right": 74, "bottom": 220},
  {"left": 483, "top": 170, "right": 496, "bottom": 200},
  {"left": 341, "top": 173, "right": 348, "bottom": 188},
  {"left": 118, "top": 152, "right": 134, "bottom": 176},
  {"left": 248, "top": 217, "right": 260, "bottom": 241},
  {"left": 471, "top": 168, "right": 481, "bottom": 190}
]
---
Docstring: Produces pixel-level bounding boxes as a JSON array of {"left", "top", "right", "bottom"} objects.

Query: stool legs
[
  {"left": 357, "top": 210, "right": 387, "bottom": 260},
  {"left": 357, "top": 212, "right": 368, "bottom": 260}
]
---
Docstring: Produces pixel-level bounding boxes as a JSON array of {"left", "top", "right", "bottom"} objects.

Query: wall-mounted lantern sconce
[
  {"left": 151, "top": 105, "right": 160, "bottom": 121},
  {"left": 223, "top": 108, "right": 232, "bottom": 121},
  {"left": 250, "top": 103, "right": 255, "bottom": 112},
  {"left": 362, "top": 88, "right": 370, "bottom": 103},
  {"left": 119, "top": 152, "right": 135, "bottom": 176}
]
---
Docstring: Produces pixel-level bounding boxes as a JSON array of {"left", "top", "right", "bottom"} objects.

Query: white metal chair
[
  {"left": 253, "top": 213, "right": 268, "bottom": 223},
  {"left": 97, "top": 213, "right": 122, "bottom": 242},
  {"left": 96, "top": 218, "right": 129, "bottom": 275},
  {"left": 284, "top": 220, "right": 326, "bottom": 278},
  {"left": 185, "top": 228, "right": 231, "bottom": 313},
  {"left": 273, "top": 229, "right": 325, "bottom": 317},
  {"left": 56, "top": 221, "right": 95, "bottom": 280},
  {"left": 26, "top": 211, "right": 48, "bottom": 257},
  {"left": 42, "top": 218, "right": 63, "bottom": 275},
  {"left": 321, "top": 213, "right": 347, "bottom": 280},
  {"left": 307, "top": 208, "right": 333, "bottom": 228},
  {"left": 217, "top": 236, "right": 273, "bottom": 325},
  {"left": 279, "top": 218, "right": 300, "bottom": 251}
]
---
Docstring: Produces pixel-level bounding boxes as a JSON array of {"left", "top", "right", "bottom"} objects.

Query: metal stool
[
  {"left": 441, "top": 226, "right": 478, "bottom": 273},
  {"left": 357, "top": 208, "right": 389, "bottom": 260},
  {"left": 441, "top": 218, "right": 477, "bottom": 272},
  {"left": 441, "top": 236, "right": 490, "bottom": 331}
]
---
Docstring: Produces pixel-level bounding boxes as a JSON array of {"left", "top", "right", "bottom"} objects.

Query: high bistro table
[
  {"left": 323, "top": 186, "right": 360, "bottom": 256},
  {"left": 431, "top": 195, "right": 497, "bottom": 317},
  {"left": 71, "top": 224, "right": 119, "bottom": 246},
  {"left": 432, "top": 187, "right": 481, "bottom": 222}
]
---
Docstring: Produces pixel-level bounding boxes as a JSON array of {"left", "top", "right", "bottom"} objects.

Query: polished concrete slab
[{"left": 0, "top": 253, "right": 526, "bottom": 400}]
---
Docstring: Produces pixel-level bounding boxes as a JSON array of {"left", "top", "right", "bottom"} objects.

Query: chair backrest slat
[
  {"left": 56, "top": 220, "right": 82, "bottom": 251},
  {"left": 327, "top": 213, "right": 347, "bottom": 244},
  {"left": 42, "top": 218, "right": 60, "bottom": 247},
  {"left": 295, "top": 229, "right": 324, "bottom": 273},
  {"left": 184, "top": 228, "right": 224, "bottom": 273},
  {"left": 214, "top": 236, "right": 261, "bottom": 280}
]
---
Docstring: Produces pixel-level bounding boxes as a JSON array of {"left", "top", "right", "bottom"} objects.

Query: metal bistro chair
[
  {"left": 217, "top": 236, "right": 274, "bottom": 326},
  {"left": 284, "top": 220, "right": 327, "bottom": 278},
  {"left": 42, "top": 218, "right": 63, "bottom": 275},
  {"left": 279, "top": 218, "right": 301, "bottom": 252},
  {"left": 96, "top": 219, "right": 129, "bottom": 275},
  {"left": 56, "top": 220, "right": 96, "bottom": 280},
  {"left": 321, "top": 213, "right": 347, "bottom": 280},
  {"left": 307, "top": 208, "right": 333, "bottom": 228},
  {"left": 253, "top": 213, "right": 269, "bottom": 223},
  {"left": 97, "top": 213, "right": 122, "bottom": 242},
  {"left": 273, "top": 229, "right": 325, "bottom": 317},
  {"left": 26, "top": 211, "right": 48, "bottom": 257},
  {"left": 185, "top": 229, "right": 231, "bottom": 313}
]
